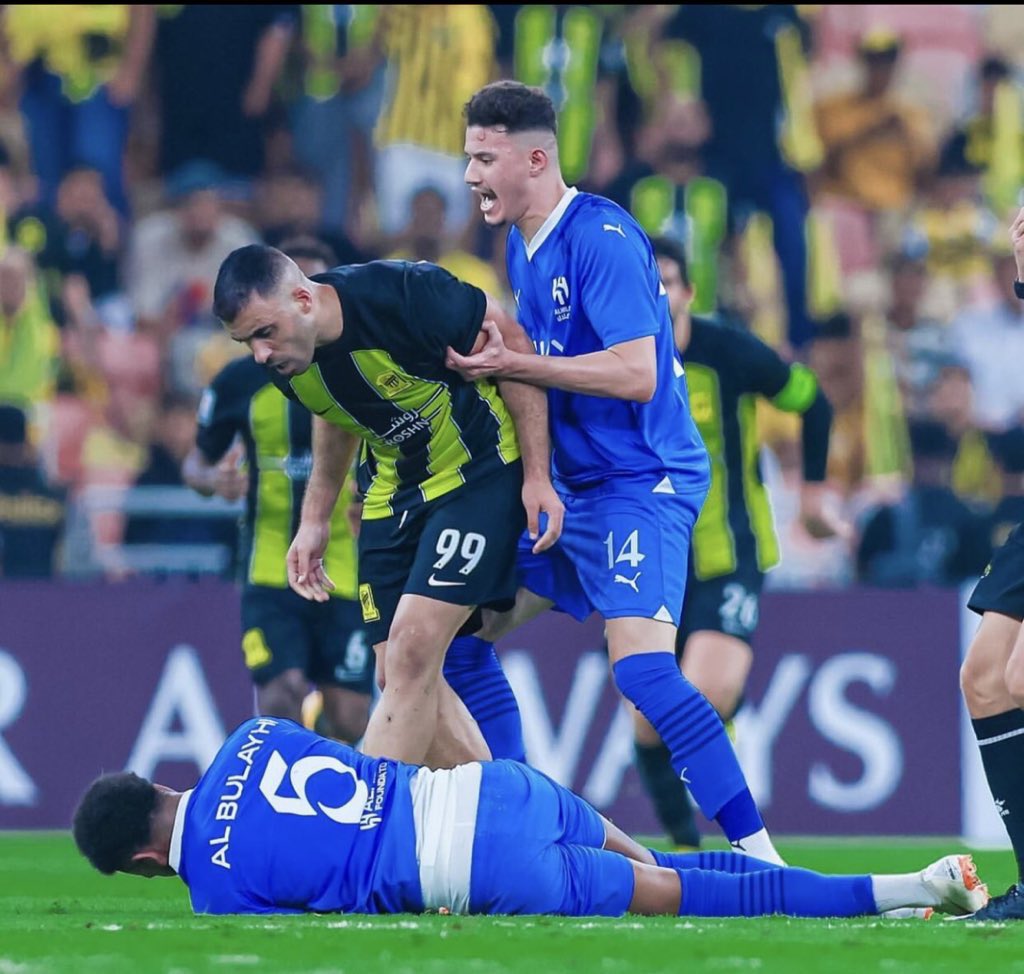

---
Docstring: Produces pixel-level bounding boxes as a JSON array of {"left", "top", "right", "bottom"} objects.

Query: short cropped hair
[
  {"left": 72, "top": 772, "right": 158, "bottom": 875},
  {"left": 650, "top": 236, "right": 691, "bottom": 289},
  {"left": 464, "top": 80, "right": 557, "bottom": 135},
  {"left": 213, "top": 244, "right": 290, "bottom": 323}
]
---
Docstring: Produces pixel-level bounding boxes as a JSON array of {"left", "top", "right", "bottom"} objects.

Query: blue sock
[
  {"left": 443, "top": 635, "right": 526, "bottom": 762},
  {"left": 613, "top": 653, "right": 761, "bottom": 838},
  {"left": 650, "top": 849, "right": 776, "bottom": 874},
  {"left": 677, "top": 866, "right": 876, "bottom": 918}
]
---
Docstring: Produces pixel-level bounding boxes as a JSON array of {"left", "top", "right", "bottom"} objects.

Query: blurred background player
[
  {"left": 183, "top": 237, "right": 372, "bottom": 743},
  {"left": 0, "top": 402, "right": 64, "bottom": 576},
  {"left": 855, "top": 416, "right": 991, "bottom": 588},
  {"left": 630, "top": 236, "right": 841, "bottom": 848}
]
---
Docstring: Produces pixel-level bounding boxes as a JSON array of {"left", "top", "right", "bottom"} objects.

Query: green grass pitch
[{"left": 3, "top": 832, "right": 1022, "bottom": 974}]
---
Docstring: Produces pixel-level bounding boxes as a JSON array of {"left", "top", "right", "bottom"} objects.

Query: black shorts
[
  {"left": 968, "top": 523, "right": 1024, "bottom": 621},
  {"left": 356, "top": 461, "right": 525, "bottom": 645},
  {"left": 240, "top": 585, "right": 374, "bottom": 692},
  {"left": 675, "top": 568, "right": 765, "bottom": 656}
]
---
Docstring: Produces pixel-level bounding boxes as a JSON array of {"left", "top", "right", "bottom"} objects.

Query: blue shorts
[
  {"left": 469, "top": 761, "right": 635, "bottom": 916},
  {"left": 517, "top": 483, "right": 705, "bottom": 625}
]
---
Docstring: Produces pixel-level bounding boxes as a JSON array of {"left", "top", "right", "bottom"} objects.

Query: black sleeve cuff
[
  {"left": 800, "top": 390, "right": 833, "bottom": 483},
  {"left": 1015, "top": 279, "right": 1024, "bottom": 300}
]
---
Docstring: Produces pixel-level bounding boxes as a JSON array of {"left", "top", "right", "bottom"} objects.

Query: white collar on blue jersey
[
  {"left": 525, "top": 186, "right": 579, "bottom": 262},
  {"left": 168, "top": 789, "right": 192, "bottom": 875}
]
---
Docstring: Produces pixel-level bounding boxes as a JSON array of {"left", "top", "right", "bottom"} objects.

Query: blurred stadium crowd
[{"left": 1, "top": 4, "right": 1023, "bottom": 590}]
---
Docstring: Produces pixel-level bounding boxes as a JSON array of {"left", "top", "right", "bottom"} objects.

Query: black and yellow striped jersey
[
  {"left": 683, "top": 314, "right": 831, "bottom": 580},
  {"left": 196, "top": 356, "right": 357, "bottom": 597},
  {"left": 276, "top": 261, "right": 520, "bottom": 520}
]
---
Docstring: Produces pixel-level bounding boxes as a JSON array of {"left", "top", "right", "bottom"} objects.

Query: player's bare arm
[
  {"left": 447, "top": 327, "right": 657, "bottom": 403},
  {"left": 182, "top": 440, "right": 247, "bottom": 501},
  {"left": 479, "top": 295, "right": 564, "bottom": 552},
  {"left": 289, "top": 416, "right": 359, "bottom": 602},
  {"left": 1012, "top": 205, "right": 1024, "bottom": 283}
]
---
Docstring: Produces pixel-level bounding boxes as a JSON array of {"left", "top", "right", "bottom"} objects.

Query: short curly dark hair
[
  {"left": 72, "top": 772, "right": 158, "bottom": 875},
  {"left": 464, "top": 80, "right": 557, "bottom": 135}
]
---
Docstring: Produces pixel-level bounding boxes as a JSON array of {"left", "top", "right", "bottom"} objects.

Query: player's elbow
[
  {"left": 628, "top": 365, "right": 658, "bottom": 403},
  {"left": 634, "top": 377, "right": 657, "bottom": 403}
]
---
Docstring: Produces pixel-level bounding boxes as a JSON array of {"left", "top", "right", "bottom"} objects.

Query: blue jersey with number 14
[
  {"left": 176, "top": 718, "right": 422, "bottom": 914},
  {"left": 506, "top": 189, "right": 709, "bottom": 493}
]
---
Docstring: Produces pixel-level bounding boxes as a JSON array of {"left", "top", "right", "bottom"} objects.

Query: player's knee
[
  {"left": 386, "top": 650, "right": 440, "bottom": 685},
  {"left": 1004, "top": 655, "right": 1024, "bottom": 708},
  {"left": 383, "top": 627, "right": 445, "bottom": 684},
  {"left": 960, "top": 654, "right": 1007, "bottom": 711},
  {"left": 959, "top": 657, "right": 983, "bottom": 707},
  {"left": 258, "top": 670, "right": 308, "bottom": 721},
  {"left": 694, "top": 680, "right": 740, "bottom": 721}
]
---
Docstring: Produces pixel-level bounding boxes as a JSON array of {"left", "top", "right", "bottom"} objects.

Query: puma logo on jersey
[
  {"left": 613, "top": 572, "right": 642, "bottom": 592},
  {"left": 602, "top": 223, "right": 626, "bottom": 238}
]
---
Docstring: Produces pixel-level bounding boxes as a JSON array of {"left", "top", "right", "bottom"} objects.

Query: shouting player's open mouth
[{"left": 477, "top": 188, "right": 497, "bottom": 215}]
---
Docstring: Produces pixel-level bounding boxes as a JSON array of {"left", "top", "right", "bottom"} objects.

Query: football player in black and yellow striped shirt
[
  {"left": 212, "top": 243, "right": 561, "bottom": 767},
  {"left": 633, "top": 237, "right": 843, "bottom": 847},
  {"left": 184, "top": 239, "right": 372, "bottom": 743}
]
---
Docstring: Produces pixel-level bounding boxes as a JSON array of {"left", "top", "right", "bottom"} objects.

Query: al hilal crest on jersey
[{"left": 505, "top": 188, "right": 709, "bottom": 494}]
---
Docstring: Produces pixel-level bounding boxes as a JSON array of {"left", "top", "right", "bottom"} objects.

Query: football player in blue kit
[
  {"left": 72, "top": 717, "right": 988, "bottom": 919},
  {"left": 447, "top": 80, "right": 782, "bottom": 864}
]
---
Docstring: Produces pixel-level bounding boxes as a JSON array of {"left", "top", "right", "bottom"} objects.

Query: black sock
[
  {"left": 973, "top": 709, "right": 1024, "bottom": 883},
  {"left": 634, "top": 741, "right": 700, "bottom": 847}
]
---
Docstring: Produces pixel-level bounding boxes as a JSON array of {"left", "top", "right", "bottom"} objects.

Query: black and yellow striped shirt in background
[
  {"left": 683, "top": 314, "right": 830, "bottom": 580},
  {"left": 196, "top": 356, "right": 358, "bottom": 597},
  {"left": 277, "top": 261, "right": 520, "bottom": 520},
  {"left": 374, "top": 5, "right": 496, "bottom": 156}
]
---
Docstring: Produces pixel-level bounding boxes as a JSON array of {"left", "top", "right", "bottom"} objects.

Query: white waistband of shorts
[{"left": 409, "top": 762, "right": 482, "bottom": 915}]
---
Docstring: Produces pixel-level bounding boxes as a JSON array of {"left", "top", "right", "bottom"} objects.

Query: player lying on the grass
[{"left": 72, "top": 717, "right": 988, "bottom": 919}]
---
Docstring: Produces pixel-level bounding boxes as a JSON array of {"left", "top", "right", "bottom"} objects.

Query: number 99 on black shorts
[{"left": 356, "top": 461, "right": 526, "bottom": 645}]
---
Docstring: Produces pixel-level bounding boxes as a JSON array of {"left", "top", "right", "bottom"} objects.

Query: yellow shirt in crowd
[
  {"left": 374, "top": 5, "right": 496, "bottom": 156},
  {"left": 814, "top": 91, "right": 933, "bottom": 211}
]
